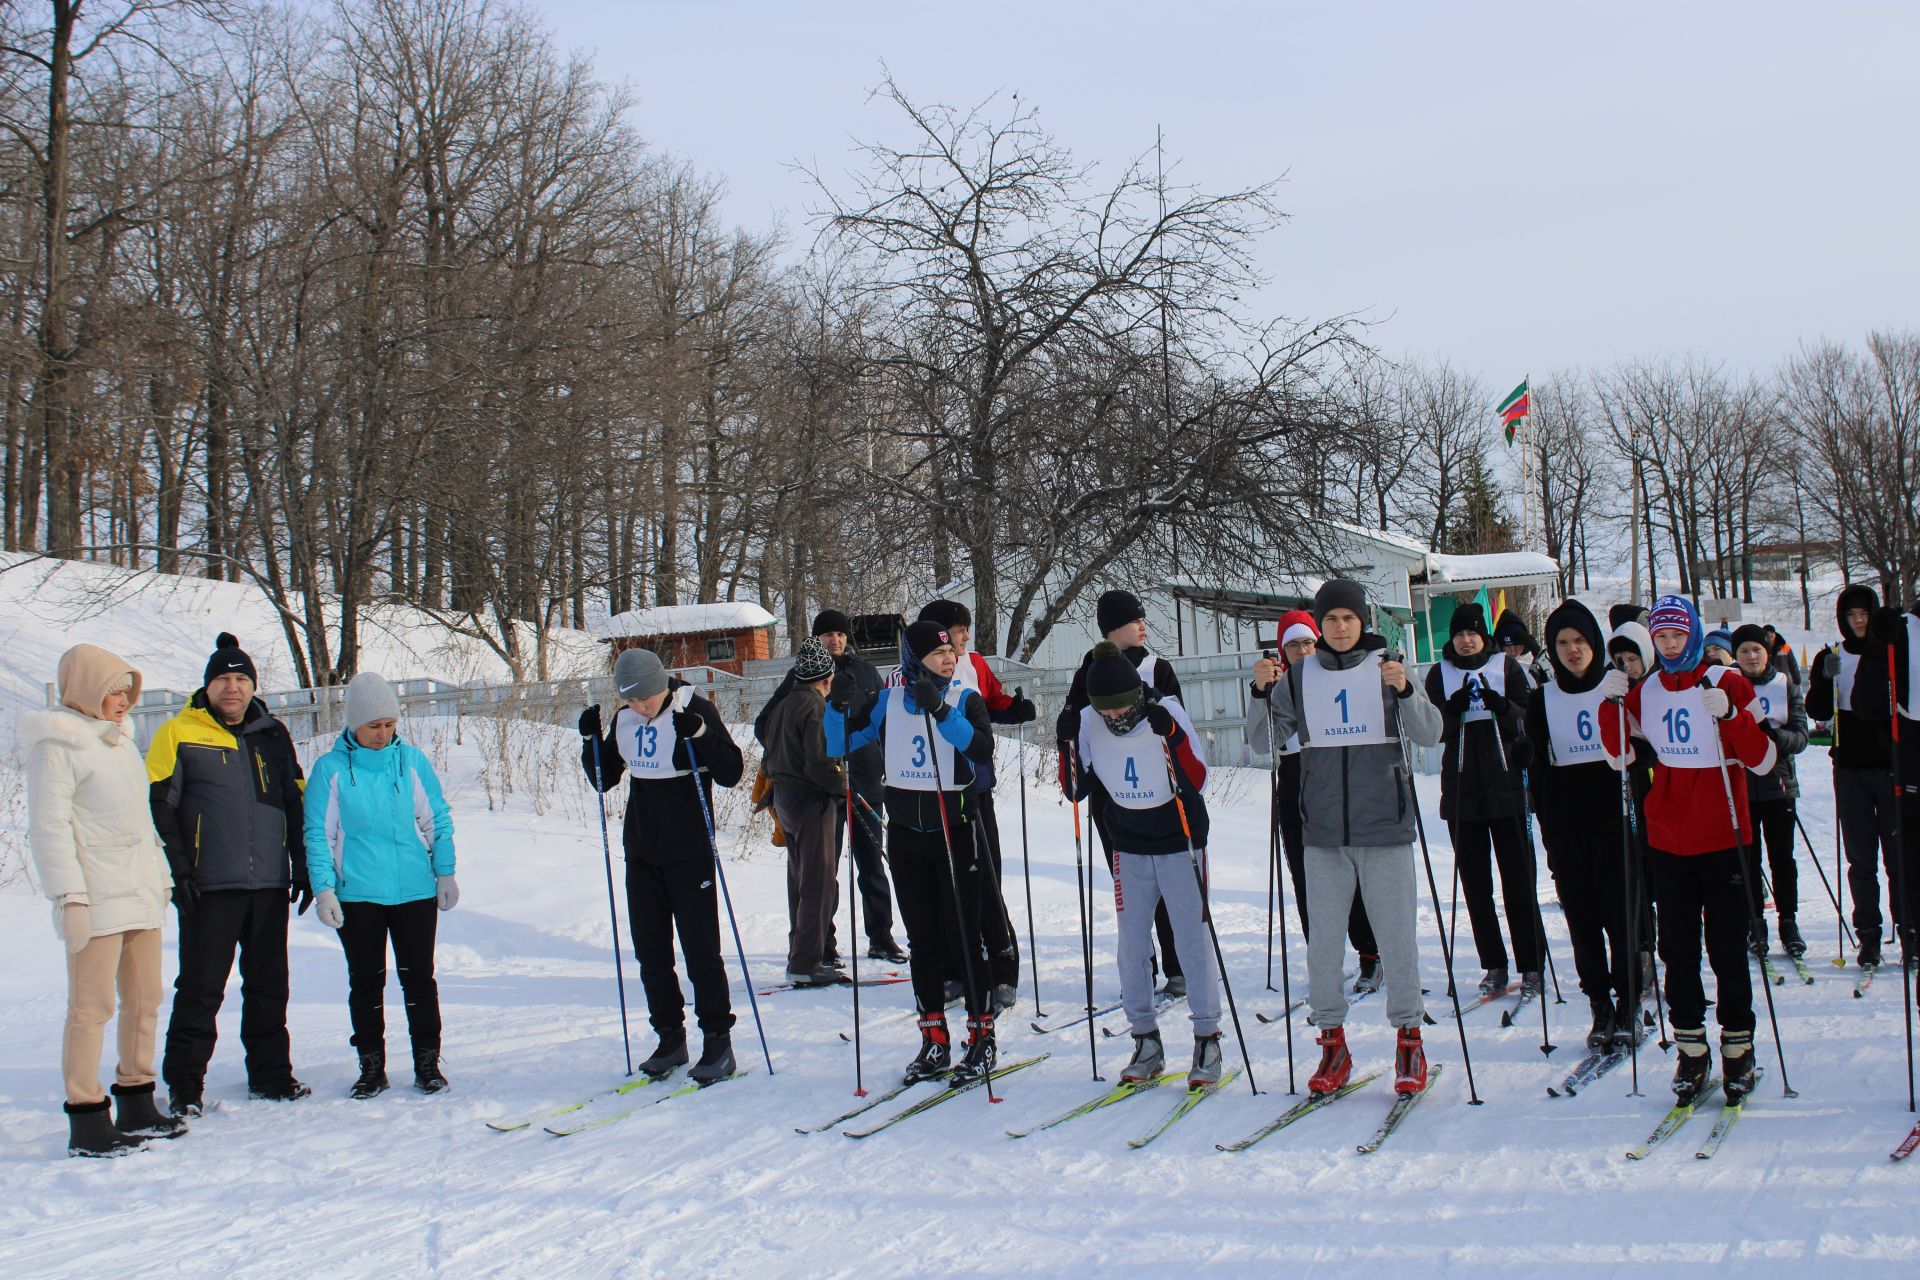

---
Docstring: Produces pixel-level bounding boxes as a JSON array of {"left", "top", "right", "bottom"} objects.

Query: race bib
[
  {"left": 1297, "top": 653, "right": 1393, "bottom": 747},
  {"left": 1542, "top": 682, "right": 1609, "bottom": 765}
]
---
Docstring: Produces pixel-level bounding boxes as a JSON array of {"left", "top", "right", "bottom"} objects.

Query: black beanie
[
  {"left": 917, "top": 598, "right": 971, "bottom": 630},
  {"left": 1450, "top": 603, "right": 1492, "bottom": 643},
  {"left": 903, "top": 620, "right": 952, "bottom": 663},
  {"left": 1097, "top": 589, "right": 1146, "bottom": 636},
  {"left": 1730, "top": 623, "right": 1770, "bottom": 656},
  {"left": 1085, "top": 640, "right": 1143, "bottom": 711},
  {"left": 1492, "top": 609, "right": 1536, "bottom": 653},
  {"left": 811, "top": 608, "right": 852, "bottom": 638},
  {"left": 1608, "top": 603, "right": 1648, "bottom": 632},
  {"left": 203, "top": 632, "right": 257, "bottom": 688},
  {"left": 1311, "top": 579, "right": 1371, "bottom": 629}
]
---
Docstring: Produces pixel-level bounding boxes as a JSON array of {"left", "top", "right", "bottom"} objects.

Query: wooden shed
[{"left": 591, "top": 601, "right": 777, "bottom": 676}]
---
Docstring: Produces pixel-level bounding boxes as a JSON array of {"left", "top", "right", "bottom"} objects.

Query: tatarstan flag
[{"left": 1498, "top": 379, "right": 1530, "bottom": 445}]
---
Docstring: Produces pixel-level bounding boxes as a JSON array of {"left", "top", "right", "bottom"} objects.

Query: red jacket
[{"left": 1599, "top": 664, "right": 1777, "bottom": 856}]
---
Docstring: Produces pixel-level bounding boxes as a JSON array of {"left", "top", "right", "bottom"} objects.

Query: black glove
[
  {"left": 1446, "top": 685, "right": 1475, "bottom": 714},
  {"left": 1144, "top": 702, "right": 1176, "bottom": 738},
  {"left": 911, "top": 677, "right": 948, "bottom": 722},
  {"left": 828, "top": 670, "right": 856, "bottom": 712},
  {"left": 1509, "top": 734, "right": 1534, "bottom": 770},
  {"left": 171, "top": 866, "right": 200, "bottom": 914},
  {"left": 1821, "top": 650, "right": 1841, "bottom": 679},
  {"left": 1871, "top": 606, "right": 1907, "bottom": 647},
  {"left": 671, "top": 708, "right": 705, "bottom": 740},
  {"left": 292, "top": 884, "right": 313, "bottom": 916},
  {"left": 1006, "top": 690, "right": 1037, "bottom": 724},
  {"left": 578, "top": 704, "right": 602, "bottom": 738},
  {"left": 1480, "top": 686, "right": 1511, "bottom": 715},
  {"left": 1055, "top": 705, "right": 1079, "bottom": 741}
]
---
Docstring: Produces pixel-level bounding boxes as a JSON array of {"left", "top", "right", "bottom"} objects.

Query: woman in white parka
[{"left": 26, "top": 643, "right": 185, "bottom": 1157}]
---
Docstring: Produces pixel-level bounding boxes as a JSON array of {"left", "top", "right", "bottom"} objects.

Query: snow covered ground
[{"left": 0, "top": 565, "right": 1914, "bottom": 1277}]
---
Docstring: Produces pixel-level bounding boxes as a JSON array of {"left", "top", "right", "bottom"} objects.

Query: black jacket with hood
[
  {"left": 582, "top": 677, "right": 745, "bottom": 867},
  {"left": 1526, "top": 600, "right": 1624, "bottom": 839},
  {"left": 1425, "top": 646, "right": 1532, "bottom": 824},
  {"left": 1807, "top": 584, "right": 1891, "bottom": 770}
]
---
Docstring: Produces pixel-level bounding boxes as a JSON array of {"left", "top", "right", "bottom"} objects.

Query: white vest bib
[
  {"left": 1298, "top": 652, "right": 1393, "bottom": 747},
  {"left": 1439, "top": 657, "right": 1507, "bottom": 723},
  {"left": 1748, "top": 672, "right": 1790, "bottom": 727},
  {"left": 1835, "top": 647, "right": 1860, "bottom": 712},
  {"left": 1542, "top": 681, "right": 1610, "bottom": 765},
  {"left": 1904, "top": 616, "right": 1920, "bottom": 720},
  {"left": 884, "top": 684, "right": 966, "bottom": 791},
  {"left": 1639, "top": 671, "right": 1723, "bottom": 770},
  {"left": 616, "top": 686, "right": 696, "bottom": 779},
  {"left": 1080, "top": 712, "right": 1175, "bottom": 809}
]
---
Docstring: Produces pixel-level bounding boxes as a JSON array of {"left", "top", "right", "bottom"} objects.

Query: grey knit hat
[
  {"left": 344, "top": 671, "right": 401, "bottom": 731},
  {"left": 613, "top": 647, "right": 668, "bottom": 700},
  {"left": 791, "top": 637, "right": 836, "bottom": 684}
]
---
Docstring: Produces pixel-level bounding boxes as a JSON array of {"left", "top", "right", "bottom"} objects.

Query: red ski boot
[
  {"left": 1308, "top": 1026, "right": 1352, "bottom": 1095},
  {"left": 1393, "top": 1026, "right": 1428, "bottom": 1095}
]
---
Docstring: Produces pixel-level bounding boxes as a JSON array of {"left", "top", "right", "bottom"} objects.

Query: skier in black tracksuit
[
  {"left": 580, "top": 647, "right": 743, "bottom": 1083},
  {"left": 1425, "top": 603, "right": 1542, "bottom": 999},
  {"left": 1731, "top": 623, "right": 1810, "bottom": 960},
  {"left": 1854, "top": 596, "right": 1920, "bottom": 970},
  {"left": 1808, "top": 584, "right": 1901, "bottom": 968},
  {"left": 1607, "top": 619, "right": 1661, "bottom": 979},
  {"left": 1528, "top": 600, "right": 1636, "bottom": 1050},
  {"left": 1055, "top": 589, "right": 1186, "bottom": 995}
]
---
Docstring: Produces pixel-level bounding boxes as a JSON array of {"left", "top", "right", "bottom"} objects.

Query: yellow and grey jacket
[{"left": 146, "top": 692, "right": 307, "bottom": 893}]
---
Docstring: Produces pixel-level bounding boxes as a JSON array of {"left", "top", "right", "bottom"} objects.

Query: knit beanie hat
[
  {"left": 1085, "top": 640, "right": 1144, "bottom": 711},
  {"left": 903, "top": 620, "right": 952, "bottom": 663},
  {"left": 1450, "top": 603, "right": 1492, "bottom": 644},
  {"left": 613, "top": 647, "right": 668, "bottom": 700},
  {"left": 811, "top": 608, "right": 853, "bottom": 638},
  {"left": 1647, "top": 594, "right": 1705, "bottom": 673},
  {"left": 917, "top": 599, "right": 972, "bottom": 631},
  {"left": 344, "top": 671, "right": 401, "bottom": 731},
  {"left": 1608, "top": 603, "right": 1649, "bottom": 632},
  {"left": 1493, "top": 610, "right": 1538, "bottom": 654},
  {"left": 1096, "top": 590, "right": 1146, "bottom": 637},
  {"left": 1311, "top": 579, "right": 1371, "bottom": 629},
  {"left": 1273, "top": 609, "right": 1319, "bottom": 650},
  {"left": 791, "top": 637, "right": 836, "bottom": 684},
  {"left": 1702, "top": 628, "right": 1734, "bottom": 656},
  {"left": 203, "top": 632, "right": 258, "bottom": 688},
  {"left": 57, "top": 643, "right": 141, "bottom": 720},
  {"left": 1729, "top": 623, "right": 1770, "bottom": 656}
]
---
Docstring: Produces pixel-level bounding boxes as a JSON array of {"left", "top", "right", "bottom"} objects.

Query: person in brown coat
[
  {"left": 26, "top": 644, "right": 186, "bottom": 1156},
  {"left": 762, "top": 638, "right": 850, "bottom": 986}
]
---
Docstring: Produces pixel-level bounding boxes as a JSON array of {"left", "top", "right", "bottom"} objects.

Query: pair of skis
[
  {"left": 1001, "top": 1067, "right": 1239, "bottom": 1148},
  {"left": 836, "top": 1055, "right": 1051, "bottom": 1139},
  {"left": 758, "top": 972, "right": 909, "bottom": 996},
  {"left": 1624, "top": 1070, "right": 1761, "bottom": 1161},
  {"left": 485, "top": 1069, "right": 746, "bottom": 1137},
  {"left": 1216, "top": 1065, "right": 1444, "bottom": 1155},
  {"left": 1032, "top": 989, "right": 1183, "bottom": 1037}
]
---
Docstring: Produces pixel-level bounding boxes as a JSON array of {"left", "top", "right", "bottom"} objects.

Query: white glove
[
  {"left": 62, "top": 902, "right": 92, "bottom": 955},
  {"left": 1598, "top": 669, "right": 1631, "bottom": 701},
  {"left": 315, "top": 889, "right": 345, "bottom": 930},
  {"left": 436, "top": 875, "right": 460, "bottom": 912},
  {"left": 1700, "top": 686, "right": 1731, "bottom": 720}
]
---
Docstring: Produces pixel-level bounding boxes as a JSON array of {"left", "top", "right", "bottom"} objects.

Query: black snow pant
[
  {"left": 1836, "top": 764, "right": 1902, "bottom": 949},
  {"left": 337, "top": 898, "right": 440, "bottom": 1056},
  {"left": 970, "top": 790, "right": 1021, "bottom": 988},
  {"left": 1543, "top": 825, "right": 1631, "bottom": 1006},
  {"left": 627, "top": 856, "right": 735, "bottom": 1037},
  {"left": 1279, "top": 755, "right": 1377, "bottom": 954},
  {"left": 1092, "top": 789, "right": 1182, "bottom": 980},
  {"left": 163, "top": 888, "right": 293, "bottom": 1094},
  {"left": 1745, "top": 795, "right": 1800, "bottom": 943},
  {"left": 1452, "top": 815, "right": 1543, "bottom": 973},
  {"left": 1649, "top": 846, "right": 1756, "bottom": 1035},
  {"left": 891, "top": 819, "right": 991, "bottom": 1020},
  {"left": 833, "top": 787, "right": 899, "bottom": 951}
]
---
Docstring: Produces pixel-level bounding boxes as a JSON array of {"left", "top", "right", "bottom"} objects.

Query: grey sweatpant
[
  {"left": 1304, "top": 844, "right": 1425, "bottom": 1029},
  {"left": 1114, "top": 850, "right": 1221, "bottom": 1038}
]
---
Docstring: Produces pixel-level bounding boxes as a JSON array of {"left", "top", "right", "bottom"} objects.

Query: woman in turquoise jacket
[{"left": 303, "top": 672, "right": 457, "bottom": 1099}]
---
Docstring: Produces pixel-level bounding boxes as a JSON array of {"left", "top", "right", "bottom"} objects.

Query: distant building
[
  {"left": 1694, "top": 540, "right": 1840, "bottom": 583},
  {"left": 590, "top": 601, "right": 776, "bottom": 676}
]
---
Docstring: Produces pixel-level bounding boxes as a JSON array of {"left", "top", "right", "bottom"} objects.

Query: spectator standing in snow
[{"left": 761, "top": 639, "right": 851, "bottom": 987}]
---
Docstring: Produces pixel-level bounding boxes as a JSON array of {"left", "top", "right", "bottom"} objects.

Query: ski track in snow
[{"left": 3, "top": 580, "right": 1916, "bottom": 1277}]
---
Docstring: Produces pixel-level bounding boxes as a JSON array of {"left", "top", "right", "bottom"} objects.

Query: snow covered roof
[
  {"left": 591, "top": 601, "right": 776, "bottom": 639},
  {"left": 1327, "top": 520, "right": 1432, "bottom": 561},
  {"left": 1421, "top": 551, "right": 1560, "bottom": 588}
]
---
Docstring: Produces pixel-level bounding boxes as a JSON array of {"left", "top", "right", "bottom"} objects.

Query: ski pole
[
  {"left": 1159, "top": 738, "right": 1259, "bottom": 1097},
  {"left": 1266, "top": 694, "right": 1297, "bottom": 1094},
  {"left": 1890, "top": 637, "right": 1914, "bottom": 1113},
  {"left": 585, "top": 716, "right": 635, "bottom": 1076},
  {"left": 1066, "top": 742, "right": 1103, "bottom": 1082},
  {"left": 1015, "top": 697, "right": 1043, "bottom": 1016},
  {"left": 1704, "top": 696, "right": 1795, "bottom": 1098},
  {"left": 920, "top": 703, "right": 1000, "bottom": 1105},
  {"left": 845, "top": 770, "right": 866, "bottom": 1097},
  {"left": 1481, "top": 691, "right": 1560, "bottom": 1050},
  {"left": 684, "top": 736, "right": 774, "bottom": 1076},
  {"left": 1612, "top": 694, "right": 1645, "bottom": 1095},
  {"left": 1793, "top": 811, "right": 1857, "bottom": 950}
]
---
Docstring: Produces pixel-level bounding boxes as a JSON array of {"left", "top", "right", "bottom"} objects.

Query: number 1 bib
[{"left": 1297, "top": 652, "right": 1393, "bottom": 747}]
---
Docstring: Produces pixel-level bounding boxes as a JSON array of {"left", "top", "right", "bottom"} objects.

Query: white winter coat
[{"left": 25, "top": 707, "right": 172, "bottom": 941}]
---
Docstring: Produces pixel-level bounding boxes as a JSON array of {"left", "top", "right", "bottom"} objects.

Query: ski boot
[
  {"left": 950, "top": 1015, "right": 997, "bottom": 1086},
  {"left": 1858, "top": 934, "right": 1883, "bottom": 970},
  {"left": 1778, "top": 916, "right": 1806, "bottom": 959},
  {"left": 1393, "top": 1026, "right": 1428, "bottom": 1095},
  {"left": 111, "top": 1083, "right": 186, "bottom": 1138},
  {"left": 65, "top": 1100, "right": 143, "bottom": 1159},
  {"left": 1720, "top": 1029, "right": 1756, "bottom": 1104},
  {"left": 1308, "top": 1026, "right": 1352, "bottom": 1095},
  {"left": 638, "top": 1029, "right": 690, "bottom": 1079},
  {"left": 167, "top": 1082, "right": 203, "bottom": 1118},
  {"left": 1610, "top": 995, "right": 1640, "bottom": 1050},
  {"left": 350, "top": 1051, "right": 389, "bottom": 1100},
  {"left": 942, "top": 979, "right": 965, "bottom": 1007},
  {"left": 1121, "top": 1029, "right": 1165, "bottom": 1083},
  {"left": 412, "top": 1048, "right": 448, "bottom": 1095},
  {"left": 867, "top": 939, "right": 909, "bottom": 965},
  {"left": 1189, "top": 1033, "right": 1223, "bottom": 1089},
  {"left": 1160, "top": 973, "right": 1188, "bottom": 1000},
  {"left": 1519, "top": 971, "right": 1544, "bottom": 1000},
  {"left": 992, "top": 983, "right": 1017, "bottom": 1014},
  {"left": 689, "top": 1033, "right": 734, "bottom": 1085},
  {"left": 1672, "top": 1027, "right": 1712, "bottom": 1104},
  {"left": 903, "top": 1015, "right": 950, "bottom": 1084},
  {"left": 1477, "top": 965, "right": 1509, "bottom": 1000},
  {"left": 1354, "top": 954, "right": 1383, "bottom": 993},
  {"left": 248, "top": 1078, "right": 312, "bottom": 1102},
  {"left": 1586, "top": 998, "right": 1614, "bottom": 1054}
]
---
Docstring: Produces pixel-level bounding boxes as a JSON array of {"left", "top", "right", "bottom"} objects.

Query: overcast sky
[{"left": 529, "top": 0, "right": 1915, "bottom": 397}]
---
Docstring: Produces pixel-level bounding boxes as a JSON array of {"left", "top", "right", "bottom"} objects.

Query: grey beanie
[
  {"left": 344, "top": 671, "right": 401, "bottom": 731},
  {"left": 613, "top": 647, "right": 668, "bottom": 700}
]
